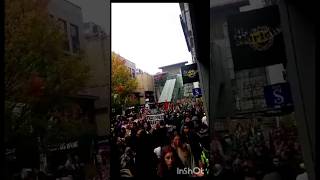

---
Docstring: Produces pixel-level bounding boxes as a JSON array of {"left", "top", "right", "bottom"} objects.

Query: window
[
  {"left": 93, "top": 25, "right": 98, "bottom": 33},
  {"left": 70, "top": 24, "right": 80, "bottom": 53},
  {"left": 58, "top": 19, "right": 69, "bottom": 51}
]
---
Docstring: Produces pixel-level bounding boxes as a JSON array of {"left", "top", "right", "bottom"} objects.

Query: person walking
[
  {"left": 170, "top": 133, "right": 195, "bottom": 172},
  {"left": 181, "top": 122, "right": 201, "bottom": 165},
  {"left": 134, "top": 129, "right": 158, "bottom": 177},
  {"left": 157, "top": 146, "right": 179, "bottom": 177}
]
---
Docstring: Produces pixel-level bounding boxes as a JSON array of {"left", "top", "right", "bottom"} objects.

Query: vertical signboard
[
  {"left": 228, "top": 5, "right": 286, "bottom": 71},
  {"left": 181, "top": 63, "right": 200, "bottom": 84}
]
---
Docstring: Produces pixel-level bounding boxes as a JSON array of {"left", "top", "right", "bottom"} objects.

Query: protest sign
[{"left": 146, "top": 113, "right": 164, "bottom": 127}]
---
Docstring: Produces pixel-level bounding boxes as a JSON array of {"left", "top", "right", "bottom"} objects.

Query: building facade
[
  {"left": 180, "top": 7, "right": 205, "bottom": 98},
  {"left": 48, "top": 0, "right": 111, "bottom": 137},
  {"left": 82, "top": 22, "right": 110, "bottom": 137},
  {"left": 48, "top": 0, "right": 85, "bottom": 54},
  {"left": 135, "top": 71, "right": 155, "bottom": 104},
  {"left": 114, "top": 54, "right": 137, "bottom": 78},
  {"left": 154, "top": 72, "right": 168, "bottom": 102},
  {"left": 180, "top": 0, "right": 315, "bottom": 179},
  {"left": 124, "top": 59, "right": 137, "bottom": 78},
  {"left": 158, "top": 61, "right": 188, "bottom": 75},
  {"left": 46, "top": 0, "right": 98, "bottom": 172},
  {"left": 180, "top": 0, "right": 288, "bottom": 119},
  {"left": 155, "top": 62, "right": 188, "bottom": 103}
]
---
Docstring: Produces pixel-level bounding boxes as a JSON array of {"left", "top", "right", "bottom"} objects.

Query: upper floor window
[
  {"left": 57, "top": 18, "right": 70, "bottom": 51},
  {"left": 70, "top": 24, "right": 80, "bottom": 53}
]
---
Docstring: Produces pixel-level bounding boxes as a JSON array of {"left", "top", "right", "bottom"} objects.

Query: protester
[
  {"left": 134, "top": 129, "right": 158, "bottom": 177},
  {"left": 296, "top": 163, "right": 308, "bottom": 180},
  {"left": 170, "top": 133, "right": 195, "bottom": 172},
  {"left": 120, "top": 147, "right": 135, "bottom": 172},
  {"left": 157, "top": 146, "right": 179, "bottom": 177},
  {"left": 262, "top": 159, "right": 282, "bottom": 180},
  {"left": 181, "top": 122, "right": 202, "bottom": 165},
  {"left": 201, "top": 113, "right": 208, "bottom": 126}
]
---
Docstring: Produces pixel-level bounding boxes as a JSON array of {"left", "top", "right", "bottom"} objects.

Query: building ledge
[
  {"left": 64, "top": 0, "right": 82, "bottom": 10},
  {"left": 210, "top": 0, "right": 250, "bottom": 9},
  {"left": 159, "top": 61, "right": 188, "bottom": 69}
]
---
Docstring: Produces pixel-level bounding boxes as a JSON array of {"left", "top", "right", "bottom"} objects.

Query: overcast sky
[
  {"left": 68, "top": 0, "right": 110, "bottom": 34},
  {"left": 112, "top": 3, "right": 192, "bottom": 75}
]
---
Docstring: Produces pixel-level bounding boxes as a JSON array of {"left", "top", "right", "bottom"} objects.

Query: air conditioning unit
[{"left": 84, "top": 23, "right": 100, "bottom": 37}]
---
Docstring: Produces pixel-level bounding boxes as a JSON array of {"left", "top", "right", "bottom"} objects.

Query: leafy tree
[
  {"left": 111, "top": 52, "right": 138, "bottom": 112},
  {"left": 46, "top": 100, "right": 96, "bottom": 144},
  {"left": 5, "top": 0, "right": 91, "bottom": 146},
  {"left": 126, "top": 94, "right": 140, "bottom": 107},
  {"left": 5, "top": 0, "right": 90, "bottom": 102}
]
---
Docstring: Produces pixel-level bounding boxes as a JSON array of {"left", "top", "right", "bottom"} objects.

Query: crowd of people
[
  {"left": 14, "top": 97, "right": 309, "bottom": 179},
  {"left": 210, "top": 120, "right": 308, "bottom": 180},
  {"left": 50, "top": 154, "right": 85, "bottom": 180},
  {"left": 111, "top": 98, "right": 210, "bottom": 178},
  {"left": 17, "top": 153, "right": 108, "bottom": 180}
]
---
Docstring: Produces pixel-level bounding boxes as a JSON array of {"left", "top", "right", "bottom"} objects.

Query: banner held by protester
[{"left": 146, "top": 113, "right": 164, "bottom": 127}]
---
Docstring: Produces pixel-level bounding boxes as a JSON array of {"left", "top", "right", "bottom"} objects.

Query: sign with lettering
[
  {"left": 48, "top": 141, "right": 78, "bottom": 152},
  {"left": 146, "top": 113, "right": 164, "bottom": 122},
  {"left": 192, "top": 88, "right": 202, "bottom": 97},
  {"left": 228, "top": 5, "right": 286, "bottom": 71},
  {"left": 181, "top": 63, "right": 200, "bottom": 84},
  {"left": 146, "top": 113, "right": 164, "bottom": 127},
  {"left": 264, "top": 83, "right": 293, "bottom": 108}
]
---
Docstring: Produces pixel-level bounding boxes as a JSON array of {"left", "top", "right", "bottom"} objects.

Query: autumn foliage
[
  {"left": 5, "top": 0, "right": 92, "bottom": 142},
  {"left": 5, "top": 0, "right": 90, "bottom": 103},
  {"left": 112, "top": 52, "right": 138, "bottom": 109}
]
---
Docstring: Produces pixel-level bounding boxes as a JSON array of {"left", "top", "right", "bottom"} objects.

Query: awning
[{"left": 158, "top": 79, "right": 176, "bottom": 103}]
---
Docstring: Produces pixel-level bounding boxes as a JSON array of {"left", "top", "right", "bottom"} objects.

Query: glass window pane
[
  {"left": 58, "top": 19, "right": 69, "bottom": 51},
  {"left": 70, "top": 24, "right": 80, "bottom": 53}
]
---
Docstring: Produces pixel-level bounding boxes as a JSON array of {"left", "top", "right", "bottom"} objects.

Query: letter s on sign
[{"left": 273, "top": 87, "right": 284, "bottom": 104}]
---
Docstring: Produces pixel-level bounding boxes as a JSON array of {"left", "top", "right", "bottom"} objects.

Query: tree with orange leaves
[{"left": 112, "top": 52, "right": 138, "bottom": 111}]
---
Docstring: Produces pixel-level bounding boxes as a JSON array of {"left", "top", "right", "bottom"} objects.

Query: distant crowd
[{"left": 210, "top": 122, "right": 308, "bottom": 180}]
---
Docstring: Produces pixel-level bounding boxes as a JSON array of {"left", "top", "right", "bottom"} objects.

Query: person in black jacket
[
  {"left": 134, "top": 129, "right": 158, "bottom": 177},
  {"left": 152, "top": 120, "right": 169, "bottom": 148},
  {"left": 174, "top": 112, "right": 183, "bottom": 132},
  {"left": 181, "top": 122, "right": 202, "bottom": 165}
]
